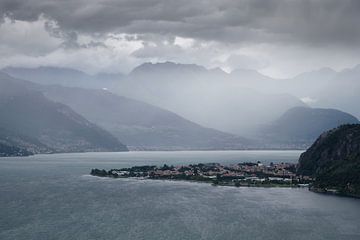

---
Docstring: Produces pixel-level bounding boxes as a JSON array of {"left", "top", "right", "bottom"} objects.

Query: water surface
[{"left": 1, "top": 151, "right": 360, "bottom": 240}]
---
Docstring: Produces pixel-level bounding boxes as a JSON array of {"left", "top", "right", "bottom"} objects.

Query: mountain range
[
  {"left": 3, "top": 63, "right": 307, "bottom": 135},
  {"left": 0, "top": 72, "right": 128, "bottom": 155},
  {"left": 5, "top": 63, "right": 360, "bottom": 125},
  {"left": 0, "top": 72, "right": 253, "bottom": 151},
  {"left": 1, "top": 62, "right": 359, "bottom": 153},
  {"left": 3, "top": 66, "right": 123, "bottom": 90},
  {"left": 116, "top": 62, "right": 307, "bottom": 135},
  {"left": 35, "top": 85, "right": 253, "bottom": 150}
]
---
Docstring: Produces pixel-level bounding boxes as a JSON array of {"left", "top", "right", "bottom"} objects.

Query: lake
[{"left": 1, "top": 150, "right": 360, "bottom": 240}]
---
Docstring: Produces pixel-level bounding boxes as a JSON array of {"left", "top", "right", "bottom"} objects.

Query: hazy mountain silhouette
[
  {"left": 258, "top": 106, "right": 359, "bottom": 148},
  {"left": 233, "top": 64, "right": 360, "bottom": 120},
  {"left": 5, "top": 62, "right": 360, "bottom": 145},
  {"left": 312, "top": 65, "right": 360, "bottom": 118},
  {"left": 34, "top": 85, "right": 254, "bottom": 150},
  {"left": 3, "top": 63, "right": 307, "bottom": 141},
  {"left": 2, "top": 66, "right": 123, "bottom": 90},
  {"left": 0, "top": 72, "right": 128, "bottom": 154},
  {"left": 117, "top": 62, "right": 306, "bottom": 135}
]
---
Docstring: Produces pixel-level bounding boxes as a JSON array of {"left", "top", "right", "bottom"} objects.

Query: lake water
[{"left": 1, "top": 150, "right": 360, "bottom": 240}]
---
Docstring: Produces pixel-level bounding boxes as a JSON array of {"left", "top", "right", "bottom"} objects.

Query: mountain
[
  {"left": 298, "top": 124, "right": 360, "bottom": 197},
  {"left": 3, "top": 63, "right": 306, "bottom": 135},
  {"left": 0, "top": 127, "right": 51, "bottom": 155},
  {"left": 280, "top": 68, "right": 338, "bottom": 99},
  {"left": 265, "top": 65, "right": 360, "bottom": 120},
  {"left": 130, "top": 62, "right": 208, "bottom": 77},
  {"left": 2, "top": 66, "right": 123, "bottom": 90},
  {"left": 0, "top": 72, "right": 128, "bottom": 154},
  {"left": 313, "top": 64, "right": 360, "bottom": 118},
  {"left": 5, "top": 63, "right": 360, "bottom": 128},
  {"left": 258, "top": 107, "right": 359, "bottom": 148},
  {"left": 0, "top": 128, "right": 37, "bottom": 157},
  {"left": 1, "top": 69, "right": 255, "bottom": 151},
  {"left": 227, "top": 65, "right": 360, "bottom": 124},
  {"left": 229, "top": 68, "right": 279, "bottom": 92},
  {"left": 3, "top": 63, "right": 307, "bottom": 136},
  {"left": 34, "top": 85, "right": 253, "bottom": 150},
  {"left": 117, "top": 62, "right": 306, "bottom": 135},
  {"left": 292, "top": 67, "right": 337, "bottom": 82},
  {"left": 0, "top": 142, "right": 33, "bottom": 157},
  {"left": 209, "top": 64, "right": 360, "bottom": 124}
]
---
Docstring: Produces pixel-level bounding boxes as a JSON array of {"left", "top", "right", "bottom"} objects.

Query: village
[{"left": 91, "top": 161, "right": 313, "bottom": 187}]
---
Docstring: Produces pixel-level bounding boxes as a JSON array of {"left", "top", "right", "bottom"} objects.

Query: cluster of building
[{"left": 95, "top": 161, "right": 313, "bottom": 186}]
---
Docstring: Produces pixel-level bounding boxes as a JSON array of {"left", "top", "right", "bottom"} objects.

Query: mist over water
[{"left": 1, "top": 151, "right": 360, "bottom": 240}]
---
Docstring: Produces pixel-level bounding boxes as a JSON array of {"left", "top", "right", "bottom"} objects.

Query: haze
[{"left": 1, "top": 0, "right": 360, "bottom": 151}]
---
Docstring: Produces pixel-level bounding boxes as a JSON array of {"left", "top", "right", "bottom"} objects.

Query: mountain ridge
[
  {"left": 258, "top": 106, "right": 359, "bottom": 148},
  {"left": 34, "top": 84, "right": 254, "bottom": 150},
  {"left": 0, "top": 72, "right": 128, "bottom": 155}
]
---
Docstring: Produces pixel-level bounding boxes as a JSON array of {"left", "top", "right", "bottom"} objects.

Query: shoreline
[
  {"left": 0, "top": 149, "right": 305, "bottom": 158},
  {"left": 90, "top": 161, "right": 312, "bottom": 189},
  {"left": 310, "top": 187, "right": 360, "bottom": 199},
  {"left": 91, "top": 174, "right": 307, "bottom": 189}
]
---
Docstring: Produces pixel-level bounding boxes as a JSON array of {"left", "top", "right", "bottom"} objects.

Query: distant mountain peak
[
  {"left": 230, "top": 68, "right": 273, "bottom": 80},
  {"left": 130, "top": 61, "right": 207, "bottom": 76},
  {"left": 231, "top": 68, "right": 259, "bottom": 74},
  {"left": 4, "top": 66, "right": 88, "bottom": 75},
  {"left": 293, "top": 67, "right": 337, "bottom": 80},
  {"left": 259, "top": 106, "right": 359, "bottom": 148},
  {"left": 318, "top": 67, "right": 337, "bottom": 73},
  {"left": 2, "top": 66, "right": 123, "bottom": 90},
  {"left": 340, "top": 63, "right": 360, "bottom": 74},
  {"left": 278, "top": 106, "right": 358, "bottom": 124}
]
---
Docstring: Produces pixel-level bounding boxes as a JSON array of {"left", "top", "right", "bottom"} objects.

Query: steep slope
[
  {"left": 37, "top": 85, "right": 253, "bottom": 150},
  {"left": 0, "top": 127, "right": 51, "bottom": 155},
  {"left": 298, "top": 124, "right": 360, "bottom": 197},
  {"left": 0, "top": 72, "right": 128, "bottom": 154},
  {"left": 0, "top": 140, "right": 33, "bottom": 157},
  {"left": 259, "top": 107, "right": 359, "bottom": 148}
]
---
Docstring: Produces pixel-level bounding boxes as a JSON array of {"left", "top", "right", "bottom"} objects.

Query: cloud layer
[{"left": 1, "top": 0, "right": 360, "bottom": 77}]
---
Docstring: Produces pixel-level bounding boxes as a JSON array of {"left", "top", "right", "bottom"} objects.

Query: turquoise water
[{"left": 1, "top": 151, "right": 360, "bottom": 240}]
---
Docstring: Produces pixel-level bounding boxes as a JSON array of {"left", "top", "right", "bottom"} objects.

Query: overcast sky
[{"left": 1, "top": 0, "right": 360, "bottom": 78}]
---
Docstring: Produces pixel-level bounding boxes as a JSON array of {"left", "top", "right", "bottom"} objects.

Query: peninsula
[{"left": 90, "top": 162, "right": 312, "bottom": 187}]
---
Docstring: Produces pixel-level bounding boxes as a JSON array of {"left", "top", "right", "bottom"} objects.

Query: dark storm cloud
[{"left": 1, "top": 0, "right": 360, "bottom": 47}]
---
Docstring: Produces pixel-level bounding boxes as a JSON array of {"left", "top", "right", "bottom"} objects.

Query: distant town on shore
[{"left": 91, "top": 161, "right": 313, "bottom": 188}]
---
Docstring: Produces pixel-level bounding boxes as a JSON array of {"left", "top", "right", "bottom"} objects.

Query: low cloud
[{"left": 301, "top": 97, "right": 317, "bottom": 105}]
